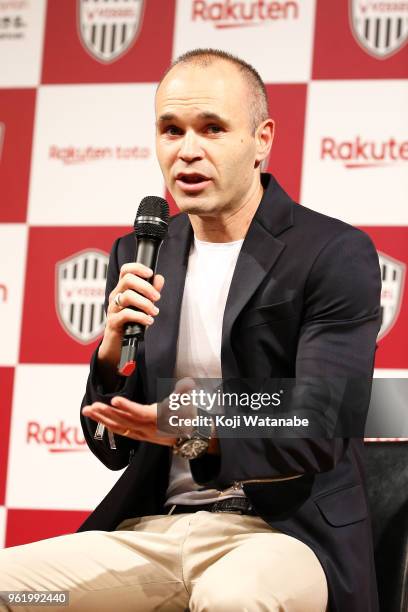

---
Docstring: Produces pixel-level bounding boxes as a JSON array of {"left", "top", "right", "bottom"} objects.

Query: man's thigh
[
  {"left": 188, "top": 516, "right": 328, "bottom": 612},
  {"left": 0, "top": 518, "right": 189, "bottom": 612}
]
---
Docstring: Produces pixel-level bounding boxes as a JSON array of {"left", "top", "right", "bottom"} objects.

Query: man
[{"left": 0, "top": 49, "right": 381, "bottom": 612}]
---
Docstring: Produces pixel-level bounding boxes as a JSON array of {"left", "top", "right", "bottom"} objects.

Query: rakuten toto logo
[
  {"left": 321, "top": 136, "right": 408, "bottom": 168},
  {"left": 49, "top": 145, "right": 150, "bottom": 165},
  {"left": 191, "top": 0, "right": 299, "bottom": 27},
  {"left": 27, "top": 421, "right": 87, "bottom": 452}
]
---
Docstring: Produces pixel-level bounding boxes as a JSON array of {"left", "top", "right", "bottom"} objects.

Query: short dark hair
[{"left": 158, "top": 48, "right": 269, "bottom": 132}]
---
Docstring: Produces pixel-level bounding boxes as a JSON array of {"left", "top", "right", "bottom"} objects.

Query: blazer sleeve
[
  {"left": 80, "top": 236, "right": 145, "bottom": 471},
  {"left": 190, "top": 227, "right": 382, "bottom": 488}
]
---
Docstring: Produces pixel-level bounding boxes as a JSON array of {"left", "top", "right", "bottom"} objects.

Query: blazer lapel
[
  {"left": 143, "top": 213, "right": 193, "bottom": 401},
  {"left": 221, "top": 174, "right": 294, "bottom": 378}
]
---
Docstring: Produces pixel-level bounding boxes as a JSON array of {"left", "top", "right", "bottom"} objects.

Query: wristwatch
[{"left": 172, "top": 419, "right": 213, "bottom": 459}]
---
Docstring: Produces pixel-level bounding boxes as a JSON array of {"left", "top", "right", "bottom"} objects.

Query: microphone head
[{"left": 134, "top": 196, "right": 169, "bottom": 240}]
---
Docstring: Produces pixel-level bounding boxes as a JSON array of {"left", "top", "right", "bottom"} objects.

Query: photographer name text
[{"left": 168, "top": 414, "right": 309, "bottom": 429}]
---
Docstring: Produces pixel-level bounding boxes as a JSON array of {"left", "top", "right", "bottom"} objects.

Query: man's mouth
[
  {"left": 176, "top": 173, "right": 210, "bottom": 184},
  {"left": 175, "top": 173, "right": 212, "bottom": 193}
]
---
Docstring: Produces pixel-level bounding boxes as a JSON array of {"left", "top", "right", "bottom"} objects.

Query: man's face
[{"left": 155, "top": 61, "right": 263, "bottom": 217}]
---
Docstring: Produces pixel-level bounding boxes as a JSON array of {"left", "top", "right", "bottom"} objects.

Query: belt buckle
[
  {"left": 211, "top": 498, "right": 248, "bottom": 514},
  {"left": 213, "top": 507, "right": 242, "bottom": 514}
]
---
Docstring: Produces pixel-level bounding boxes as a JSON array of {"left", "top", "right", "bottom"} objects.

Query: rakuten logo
[
  {"left": 27, "top": 421, "right": 87, "bottom": 452},
  {"left": 321, "top": 136, "right": 408, "bottom": 168},
  {"left": 192, "top": 0, "right": 299, "bottom": 28},
  {"left": 49, "top": 145, "right": 150, "bottom": 165}
]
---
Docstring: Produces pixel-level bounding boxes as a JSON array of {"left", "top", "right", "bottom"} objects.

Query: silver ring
[{"left": 114, "top": 292, "right": 123, "bottom": 308}]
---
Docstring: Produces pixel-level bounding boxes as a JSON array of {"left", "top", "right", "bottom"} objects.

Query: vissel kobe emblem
[
  {"left": 349, "top": 0, "right": 408, "bottom": 59},
  {"left": 56, "top": 249, "right": 109, "bottom": 344},
  {"left": 378, "top": 251, "right": 406, "bottom": 340},
  {"left": 78, "top": 0, "right": 144, "bottom": 63}
]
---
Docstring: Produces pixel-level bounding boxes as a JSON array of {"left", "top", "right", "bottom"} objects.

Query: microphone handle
[
  {"left": 118, "top": 236, "right": 162, "bottom": 375},
  {"left": 123, "top": 237, "right": 161, "bottom": 339}
]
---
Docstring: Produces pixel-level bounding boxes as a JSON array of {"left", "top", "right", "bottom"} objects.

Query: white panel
[
  {"left": 6, "top": 365, "right": 125, "bottom": 510},
  {"left": 374, "top": 369, "right": 408, "bottom": 378},
  {"left": 0, "top": 506, "right": 5, "bottom": 548},
  {"left": 301, "top": 80, "right": 408, "bottom": 225},
  {"left": 0, "top": 224, "right": 28, "bottom": 365},
  {"left": 173, "top": 0, "right": 316, "bottom": 83},
  {"left": 28, "top": 84, "right": 165, "bottom": 225},
  {"left": 0, "top": 0, "right": 47, "bottom": 87}
]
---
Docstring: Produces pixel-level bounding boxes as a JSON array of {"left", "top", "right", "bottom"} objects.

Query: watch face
[{"left": 178, "top": 438, "right": 209, "bottom": 459}]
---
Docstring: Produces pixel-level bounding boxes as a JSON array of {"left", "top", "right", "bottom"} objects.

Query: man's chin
[{"left": 173, "top": 192, "right": 215, "bottom": 215}]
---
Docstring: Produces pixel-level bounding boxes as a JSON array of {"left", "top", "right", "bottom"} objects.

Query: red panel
[
  {"left": 42, "top": 0, "right": 176, "bottom": 84},
  {"left": 265, "top": 84, "right": 307, "bottom": 203},
  {"left": 19, "top": 227, "right": 129, "bottom": 364},
  {"left": 0, "top": 368, "right": 14, "bottom": 505},
  {"left": 313, "top": 0, "right": 408, "bottom": 79},
  {"left": 165, "top": 188, "right": 180, "bottom": 217},
  {"left": 360, "top": 226, "right": 408, "bottom": 369},
  {"left": 5, "top": 508, "right": 91, "bottom": 547},
  {"left": 0, "top": 90, "right": 36, "bottom": 222}
]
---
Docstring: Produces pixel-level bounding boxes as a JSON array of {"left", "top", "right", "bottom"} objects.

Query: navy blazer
[{"left": 79, "top": 173, "right": 381, "bottom": 612}]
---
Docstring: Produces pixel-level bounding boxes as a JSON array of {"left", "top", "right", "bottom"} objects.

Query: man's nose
[{"left": 178, "top": 131, "right": 203, "bottom": 162}]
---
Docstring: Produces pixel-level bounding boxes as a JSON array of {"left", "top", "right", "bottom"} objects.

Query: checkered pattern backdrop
[{"left": 0, "top": 0, "right": 407, "bottom": 548}]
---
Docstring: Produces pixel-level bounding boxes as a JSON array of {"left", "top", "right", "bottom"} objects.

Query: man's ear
[{"left": 254, "top": 119, "right": 274, "bottom": 169}]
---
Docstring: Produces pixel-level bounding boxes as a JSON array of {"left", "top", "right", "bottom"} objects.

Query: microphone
[
  {"left": 94, "top": 195, "right": 169, "bottom": 446},
  {"left": 118, "top": 196, "right": 169, "bottom": 375}
]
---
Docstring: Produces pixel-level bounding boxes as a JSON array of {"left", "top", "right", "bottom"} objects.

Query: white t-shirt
[{"left": 164, "top": 236, "right": 245, "bottom": 506}]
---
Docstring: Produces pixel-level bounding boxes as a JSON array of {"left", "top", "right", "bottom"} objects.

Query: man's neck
[{"left": 188, "top": 179, "right": 264, "bottom": 243}]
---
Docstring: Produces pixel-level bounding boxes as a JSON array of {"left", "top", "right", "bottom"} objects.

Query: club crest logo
[
  {"left": 349, "top": 1, "right": 408, "bottom": 59},
  {"left": 78, "top": 0, "right": 144, "bottom": 63},
  {"left": 56, "top": 249, "right": 108, "bottom": 344},
  {"left": 378, "top": 251, "right": 405, "bottom": 340}
]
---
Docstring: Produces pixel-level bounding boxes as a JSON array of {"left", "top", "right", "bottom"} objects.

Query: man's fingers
[
  {"left": 90, "top": 406, "right": 135, "bottom": 429},
  {"left": 174, "top": 377, "right": 197, "bottom": 394},
  {"left": 119, "top": 262, "right": 153, "bottom": 280},
  {"left": 83, "top": 402, "right": 110, "bottom": 414},
  {"left": 111, "top": 396, "right": 155, "bottom": 422},
  {"left": 116, "top": 274, "right": 161, "bottom": 302},
  {"left": 153, "top": 274, "right": 165, "bottom": 294},
  {"left": 90, "top": 412, "right": 145, "bottom": 440},
  {"left": 109, "top": 308, "right": 155, "bottom": 329},
  {"left": 112, "top": 289, "right": 159, "bottom": 316}
]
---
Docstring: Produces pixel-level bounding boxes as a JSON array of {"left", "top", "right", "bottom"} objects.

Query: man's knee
[
  {"left": 190, "top": 574, "right": 327, "bottom": 612},
  {"left": 189, "top": 581, "right": 281, "bottom": 612}
]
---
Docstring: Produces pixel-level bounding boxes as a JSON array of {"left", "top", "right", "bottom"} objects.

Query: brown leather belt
[{"left": 166, "top": 496, "right": 257, "bottom": 516}]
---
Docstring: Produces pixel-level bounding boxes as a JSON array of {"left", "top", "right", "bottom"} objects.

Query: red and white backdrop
[{"left": 0, "top": 0, "right": 407, "bottom": 548}]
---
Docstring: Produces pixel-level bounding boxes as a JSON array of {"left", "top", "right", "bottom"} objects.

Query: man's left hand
[{"left": 82, "top": 396, "right": 177, "bottom": 446}]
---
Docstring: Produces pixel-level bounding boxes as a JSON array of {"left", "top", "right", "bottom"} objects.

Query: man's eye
[
  {"left": 164, "top": 125, "right": 182, "bottom": 136},
  {"left": 206, "top": 125, "right": 223, "bottom": 134}
]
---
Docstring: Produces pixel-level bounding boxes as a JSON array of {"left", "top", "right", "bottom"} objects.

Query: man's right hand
[{"left": 98, "top": 262, "right": 164, "bottom": 377}]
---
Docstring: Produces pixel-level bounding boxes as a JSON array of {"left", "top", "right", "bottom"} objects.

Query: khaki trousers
[{"left": 0, "top": 511, "right": 328, "bottom": 612}]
